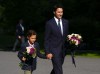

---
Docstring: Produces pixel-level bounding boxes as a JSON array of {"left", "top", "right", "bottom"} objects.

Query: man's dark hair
[{"left": 53, "top": 4, "right": 63, "bottom": 12}]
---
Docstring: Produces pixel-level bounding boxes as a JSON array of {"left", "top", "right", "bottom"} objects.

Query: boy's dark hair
[
  {"left": 53, "top": 4, "right": 63, "bottom": 12},
  {"left": 27, "top": 30, "right": 37, "bottom": 37}
]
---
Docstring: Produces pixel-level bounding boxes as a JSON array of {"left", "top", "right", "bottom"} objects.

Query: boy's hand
[
  {"left": 18, "top": 36, "right": 21, "bottom": 39},
  {"left": 22, "top": 57, "right": 26, "bottom": 61},
  {"left": 46, "top": 53, "right": 53, "bottom": 59}
]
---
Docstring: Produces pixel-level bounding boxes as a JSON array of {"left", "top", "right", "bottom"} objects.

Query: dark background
[{"left": 0, "top": 0, "right": 100, "bottom": 51}]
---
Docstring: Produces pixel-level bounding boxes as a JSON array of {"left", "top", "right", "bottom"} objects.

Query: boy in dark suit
[{"left": 18, "top": 30, "right": 47, "bottom": 74}]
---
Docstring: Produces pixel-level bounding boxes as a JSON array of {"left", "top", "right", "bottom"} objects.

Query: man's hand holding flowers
[{"left": 67, "top": 33, "right": 82, "bottom": 67}]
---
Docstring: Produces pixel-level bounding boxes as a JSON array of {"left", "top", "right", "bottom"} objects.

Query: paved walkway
[{"left": 0, "top": 51, "right": 100, "bottom": 74}]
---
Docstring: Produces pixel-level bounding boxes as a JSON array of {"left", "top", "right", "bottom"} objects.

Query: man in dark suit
[
  {"left": 44, "top": 4, "right": 69, "bottom": 74},
  {"left": 12, "top": 19, "right": 25, "bottom": 51}
]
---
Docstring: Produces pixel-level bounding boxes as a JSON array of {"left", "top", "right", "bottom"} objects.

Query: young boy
[{"left": 18, "top": 30, "right": 47, "bottom": 74}]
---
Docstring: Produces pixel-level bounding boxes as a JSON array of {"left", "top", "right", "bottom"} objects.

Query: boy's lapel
[
  {"left": 34, "top": 42, "right": 37, "bottom": 49},
  {"left": 26, "top": 41, "right": 30, "bottom": 47}
]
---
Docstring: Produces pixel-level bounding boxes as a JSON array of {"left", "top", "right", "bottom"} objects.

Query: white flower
[
  {"left": 74, "top": 34, "right": 78, "bottom": 36},
  {"left": 78, "top": 35, "right": 82, "bottom": 39},
  {"left": 75, "top": 40, "right": 79, "bottom": 45},
  {"left": 71, "top": 33, "right": 74, "bottom": 35},
  {"left": 26, "top": 47, "right": 31, "bottom": 54},
  {"left": 67, "top": 35, "right": 72, "bottom": 40}
]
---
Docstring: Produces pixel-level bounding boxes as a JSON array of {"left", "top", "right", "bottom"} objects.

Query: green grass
[
  {"left": 73, "top": 50, "right": 100, "bottom": 58},
  {"left": 75, "top": 53, "right": 100, "bottom": 58}
]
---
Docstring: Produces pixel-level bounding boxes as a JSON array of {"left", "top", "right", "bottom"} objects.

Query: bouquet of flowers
[
  {"left": 67, "top": 33, "right": 82, "bottom": 46},
  {"left": 67, "top": 33, "right": 82, "bottom": 67},
  {"left": 24, "top": 46, "right": 36, "bottom": 58},
  {"left": 19, "top": 46, "right": 36, "bottom": 69}
]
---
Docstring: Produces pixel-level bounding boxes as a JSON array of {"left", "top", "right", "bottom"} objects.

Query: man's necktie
[{"left": 58, "top": 19, "right": 61, "bottom": 34}]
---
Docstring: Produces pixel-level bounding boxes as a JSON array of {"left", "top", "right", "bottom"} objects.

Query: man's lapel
[
  {"left": 62, "top": 19, "right": 66, "bottom": 36},
  {"left": 53, "top": 18, "right": 62, "bottom": 36}
]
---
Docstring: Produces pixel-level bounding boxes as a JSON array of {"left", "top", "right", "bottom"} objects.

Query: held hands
[{"left": 46, "top": 53, "right": 53, "bottom": 60}]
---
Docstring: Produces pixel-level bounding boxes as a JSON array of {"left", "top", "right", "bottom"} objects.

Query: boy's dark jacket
[{"left": 18, "top": 41, "right": 46, "bottom": 71}]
